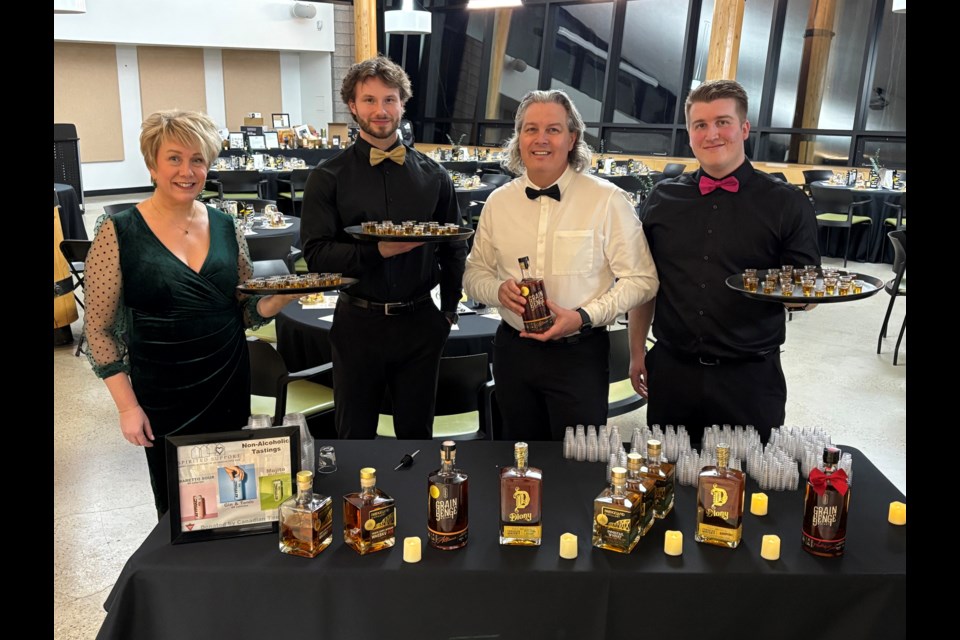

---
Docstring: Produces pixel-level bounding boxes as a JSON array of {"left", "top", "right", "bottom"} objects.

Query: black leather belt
[
  {"left": 338, "top": 290, "right": 434, "bottom": 316},
  {"left": 659, "top": 342, "right": 777, "bottom": 366},
  {"left": 499, "top": 321, "right": 606, "bottom": 345}
]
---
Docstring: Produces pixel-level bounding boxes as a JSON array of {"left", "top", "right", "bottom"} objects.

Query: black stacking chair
[
  {"left": 247, "top": 231, "right": 297, "bottom": 277},
  {"left": 877, "top": 230, "right": 906, "bottom": 365},
  {"left": 59, "top": 239, "right": 93, "bottom": 356},
  {"left": 608, "top": 327, "right": 648, "bottom": 417},
  {"left": 247, "top": 337, "right": 334, "bottom": 426},
  {"left": 662, "top": 163, "right": 686, "bottom": 179},
  {"left": 277, "top": 169, "right": 312, "bottom": 217},
  {"left": 802, "top": 169, "right": 835, "bottom": 198},
  {"left": 810, "top": 183, "right": 872, "bottom": 268},
  {"left": 479, "top": 173, "right": 511, "bottom": 188},
  {"left": 102, "top": 202, "right": 140, "bottom": 217},
  {"left": 767, "top": 172, "right": 788, "bottom": 182},
  {"left": 208, "top": 170, "right": 268, "bottom": 200},
  {"left": 882, "top": 193, "right": 907, "bottom": 230},
  {"left": 444, "top": 160, "right": 479, "bottom": 175}
]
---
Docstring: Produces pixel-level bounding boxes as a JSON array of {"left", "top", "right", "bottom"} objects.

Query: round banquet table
[
  {"left": 811, "top": 181, "right": 905, "bottom": 263},
  {"left": 244, "top": 214, "right": 301, "bottom": 249},
  {"left": 275, "top": 296, "right": 501, "bottom": 372}
]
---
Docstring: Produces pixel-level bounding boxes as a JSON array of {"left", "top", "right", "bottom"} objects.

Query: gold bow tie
[{"left": 369, "top": 146, "right": 407, "bottom": 166}]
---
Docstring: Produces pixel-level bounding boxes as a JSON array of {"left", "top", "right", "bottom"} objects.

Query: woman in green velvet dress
[{"left": 84, "top": 110, "right": 297, "bottom": 517}]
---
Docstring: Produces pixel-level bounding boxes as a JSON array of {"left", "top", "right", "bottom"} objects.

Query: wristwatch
[
  {"left": 444, "top": 311, "right": 459, "bottom": 326},
  {"left": 576, "top": 307, "right": 592, "bottom": 331}
]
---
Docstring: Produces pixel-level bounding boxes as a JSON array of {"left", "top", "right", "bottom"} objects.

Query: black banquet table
[{"left": 96, "top": 440, "right": 905, "bottom": 640}]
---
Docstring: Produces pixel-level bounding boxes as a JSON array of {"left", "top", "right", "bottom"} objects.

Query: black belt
[
  {"left": 499, "top": 321, "right": 607, "bottom": 345},
  {"left": 658, "top": 342, "right": 777, "bottom": 366},
  {"left": 338, "top": 291, "right": 434, "bottom": 316}
]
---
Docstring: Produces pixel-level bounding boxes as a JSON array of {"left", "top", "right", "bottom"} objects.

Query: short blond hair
[{"left": 140, "top": 110, "right": 222, "bottom": 171}]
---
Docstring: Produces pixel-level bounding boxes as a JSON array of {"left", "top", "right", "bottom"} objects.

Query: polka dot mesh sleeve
[
  {"left": 83, "top": 214, "right": 130, "bottom": 379},
  {"left": 232, "top": 214, "right": 268, "bottom": 329}
]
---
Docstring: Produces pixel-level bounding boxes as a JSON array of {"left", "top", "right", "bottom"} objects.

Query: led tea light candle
[
  {"left": 559, "top": 533, "right": 578, "bottom": 559},
  {"left": 888, "top": 501, "right": 906, "bottom": 526},
  {"left": 760, "top": 535, "right": 781, "bottom": 561},
  {"left": 403, "top": 536, "right": 422, "bottom": 563},
  {"left": 664, "top": 530, "right": 683, "bottom": 556},
  {"left": 750, "top": 492, "right": 769, "bottom": 516}
]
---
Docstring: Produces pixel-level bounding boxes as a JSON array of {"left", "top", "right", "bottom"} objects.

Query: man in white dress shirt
[{"left": 464, "top": 89, "right": 659, "bottom": 441}]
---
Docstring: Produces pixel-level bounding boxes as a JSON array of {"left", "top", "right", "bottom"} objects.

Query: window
[
  {"left": 865, "top": 0, "right": 905, "bottom": 132},
  {"left": 548, "top": 3, "right": 614, "bottom": 124}
]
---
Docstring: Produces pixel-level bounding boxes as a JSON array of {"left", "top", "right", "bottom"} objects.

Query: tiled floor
[{"left": 54, "top": 195, "right": 906, "bottom": 639}]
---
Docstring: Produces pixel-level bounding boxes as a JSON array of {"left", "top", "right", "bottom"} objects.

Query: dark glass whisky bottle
[
  {"left": 343, "top": 467, "right": 396, "bottom": 555},
  {"left": 499, "top": 442, "right": 543, "bottom": 546},
  {"left": 801, "top": 447, "right": 851, "bottom": 557},
  {"left": 427, "top": 440, "right": 469, "bottom": 550},
  {"left": 695, "top": 443, "right": 745, "bottom": 549},
  {"left": 592, "top": 467, "right": 644, "bottom": 554},
  {"left": 278, "top": 470, "right": 334, "bottom": 558},
  {"left": 517, "top": 256, "right": 554, "bottom": 333},
  {"left": 625, "top": 452, "right": 656, "bottom": 537},
  {"left": 639, "top": 439, "right": 676, "bottom": 518}
]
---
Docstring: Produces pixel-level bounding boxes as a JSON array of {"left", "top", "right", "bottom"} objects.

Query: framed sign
[
  {"left": 228, "top": 132, "right": 246, "bottom": 150},
  {"left": 248, "top": 134, "right": 267, "bottom": 151},
  {"left": 331, "top": 135, "right": 341, "bottom": 148},
  {"left": 166, "top": 427, "right": 299, "bottom": 544},
  {"left": 264, "top": 131, "right": 280, "bottom": 149},
  {"left": 272, "top": 113, "right": 290, "bottom": 128},
  {"left": 293, "top": 124, "right": 311, "bottom": 140}
]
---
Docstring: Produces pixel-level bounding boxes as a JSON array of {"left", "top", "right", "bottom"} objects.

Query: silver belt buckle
[
  {"left": 699, "top": 356, "right": 719, "bottom": 366},
  {"left": 383, "top": 302, "right": 406, "bottom": 316}
]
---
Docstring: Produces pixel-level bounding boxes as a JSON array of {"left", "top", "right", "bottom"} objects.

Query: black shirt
[
  {"left": 300, "top": 137, "right": 466, "bottom": 312},
  {"left": 640, "top": 160, "right": 820, "bottom": 359}
]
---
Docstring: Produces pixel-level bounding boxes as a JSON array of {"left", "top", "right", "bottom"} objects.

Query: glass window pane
[
  {"left": 479, "top": 125, "right": 515, "bottom": 148},
  {"left": 604, "top": 129, "right": 673, "bottom": 156},
  {"left": 616, "top": 0, "right": 691, "bottom": 125},
  {"left": 421, "top": 122, "right": 475, "bottom": 146},
  {"left": 548, "top": 3, "right": 614, "bottom": 124},
  {"left": 423, "top": 10, "right": 487, "bottom": 120},
  {"left": 486, "top": 6, "right": 546, "bottom": 121},
  {"left": 865, "top": 0, "right": 905, "bottom": 132},
  {"left": 759, "top": 133, "right": 852, "bottom": 166},
  {"left": 856, "top": 137, "right": 906, "bottom": 170},
  {"left": 771, "top": 0, "right": 871, "bottom": 134}
]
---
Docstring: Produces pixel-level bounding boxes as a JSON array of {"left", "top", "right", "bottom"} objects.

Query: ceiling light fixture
[
  {"left": 385, "top": 0, "right": 431, "bottom": 35},
  {"left": 467, "top": 0, "right": 522, "bottom": 10}
]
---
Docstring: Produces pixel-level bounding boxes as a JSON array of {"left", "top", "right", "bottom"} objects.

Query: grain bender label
[
  {"left": 366, "top": 505, "right": 396, "bottom": 543},
  {"left": 428, "top": 483, "right": 468, "bottom": 546}
]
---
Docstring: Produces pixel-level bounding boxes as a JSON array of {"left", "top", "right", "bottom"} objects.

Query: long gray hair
[{"left": 501, "top": 90, "right": 593, "bottom": 175}]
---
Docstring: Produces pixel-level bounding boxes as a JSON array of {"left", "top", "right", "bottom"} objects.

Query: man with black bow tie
[
  {"left": 464, "top": 89, "right": 658, "bottom": 441},
  {"left": 300, "top": 56, "right": 465, "bottom": 439},
  {"left": 628, "top": 79, "right": 819, "bottom": 445}
]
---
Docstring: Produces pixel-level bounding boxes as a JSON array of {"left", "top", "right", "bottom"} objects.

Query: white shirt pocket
[{"left": 552, "top": 230, "right": 594, "bottom": 275}]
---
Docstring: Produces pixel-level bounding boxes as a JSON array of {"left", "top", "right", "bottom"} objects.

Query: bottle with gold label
[
  {"left": 428, "top": 440, "right": 469, "bottom": 550},
  {"left": 695, "top": 443, "right": 745, "bottom": 549},
  {"left": 517, "top": 256, "right": 554, "bottom": 333},
  {"left": 625, "top": 452, "right": 656, "bottom": 537},
  {"left": 592, "top": 467, "right": 643, "bottom": 553},
  {"left": 801, "top": 447, "right": 851, "bottom": 558},
  {"left": 278, "top": 470, "right": 334, "bottom": 558},
  {"left": 639, "top": 439, "right": 675, "bottom": 518},
  {"left": 499, "top": 442, "right": 542, "bottom": 546},
  {"left": 343, "top": 467, "right": 396, "bottom": 555}
]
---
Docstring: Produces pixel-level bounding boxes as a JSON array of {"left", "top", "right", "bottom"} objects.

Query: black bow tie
[{"left": 525, "top": 184, "right": 561, "bottom": 202}]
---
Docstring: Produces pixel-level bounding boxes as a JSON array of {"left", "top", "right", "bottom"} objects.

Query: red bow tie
[
  {"left": 808, "top": 468, "right": 849, "bottom": 496},
  {"left": 699, "top": 175, "right": 740, "bottom": 195}
]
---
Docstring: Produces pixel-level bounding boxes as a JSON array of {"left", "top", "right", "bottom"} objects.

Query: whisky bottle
[
  {"left": 517, "top": 256, "right": 554, "bottom": 333},
  {"left": 343, "top": 467, "right": 396, "bottom": 555},
  {"left": 499, "top": 442, "right": 542, "bottom": 546},
  {"left": 801, "top": 447, "right": 851, "bottom": 557},
  {"left": 624, "top": 452, "right": 656, "bottom": 537},
  {"left": 639, "top": 439, "right": 676, "bottom": 518},
  {"left": 278, "top": 470, "right": 334, "bottom": 558},
  {"left": 427, "top": 440, "right": 469, "bottom": 550},
  {"left": 695, "top": 443, "right": 745, "bottom": 549},
  {"left": 592, "top": 467, "right": 644, "bottom": 554}
]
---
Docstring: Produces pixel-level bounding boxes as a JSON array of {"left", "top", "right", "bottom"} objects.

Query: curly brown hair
[{"left": 340, "top": 56, "right": 413, "bottom": 120}]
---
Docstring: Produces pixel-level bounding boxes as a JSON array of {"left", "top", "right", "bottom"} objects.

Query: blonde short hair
[{"left": 140, "top": 110, "right": 222, "bottom": 171}]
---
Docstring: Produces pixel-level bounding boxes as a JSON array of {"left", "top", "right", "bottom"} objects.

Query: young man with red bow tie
[{"left": 627, "top": 79, "right": 819, "bottom": 445}]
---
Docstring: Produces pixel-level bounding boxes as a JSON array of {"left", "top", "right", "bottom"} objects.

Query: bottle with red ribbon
[{"left": 801, "top": 447, "right": 851, "bottom": 557}]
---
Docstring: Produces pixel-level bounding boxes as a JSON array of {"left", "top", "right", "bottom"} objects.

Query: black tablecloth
[
  {"left": 219, "top": 147, "right": 341, "bottom": 167},
  {"left": 97, "top": 440, "right": 905, "bottom": 640},
  {"left": 244, "top": 215, "right": 301, "bottom": 250},
  {"left": 276, "top": 299, "right": 499, "bottom": 372},
  {"left": 812, "top": 181, "right": 904, "bottom": 263},
  {"left": 54, "top": 183, "right": 87, "bottom": 240}
]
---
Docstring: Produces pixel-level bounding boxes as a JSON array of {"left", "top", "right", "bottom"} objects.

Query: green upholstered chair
[
  {"left": 608, "top": 326, "right": 650, "bottom": 417},
  {"left": 245, "top": 319, "right": 277, "bottom": 344},
  {"left": 882, "top": 193, "right": 906, "bottom": 230},
  {"left": 276, "top": 169, "right": 312, "bottom": 217},
  {"left": 810, "top": 183, "right": 872, "bottom": 268},
  {"left": 208, "top": 170, "right": 268, "bottom": 200},
  {"left": 247, "top": 337, "right": 335, "bottom": 425},
  {"left": 376, "top": 353, "right": 495, "bottom": 440}
]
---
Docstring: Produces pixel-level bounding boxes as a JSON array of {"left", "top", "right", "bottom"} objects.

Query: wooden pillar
[
  {"left": 705, "top": 0, "right": 746, "bottom": 81},
  {"left": 485, "top": 9, "right": 513, "bottom": 120},
  {"left": 790, "top": 0, "right": 838, "bottom": 163},
  {"left": 354, "top": 0, "right": 378, "bottom": 62}
]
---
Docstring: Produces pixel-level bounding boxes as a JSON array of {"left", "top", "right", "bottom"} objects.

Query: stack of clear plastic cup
[
  {"left": 563, "top": 426, "right": 575, "bottom": 459},
  {"left": 840, "top": 452, "right": 853, "bottom": 484},
  {"left": 598, "top": 425, "right": 610, "bottom": 462},
  {"left": 586, "top": 426, "right": 598, "bottom": 462},
  {"left": 575, "top": 428, "right": 587, "bottom": 462},
  {"left": 609, "top": 425, "right": 621, "bottom": 453}
]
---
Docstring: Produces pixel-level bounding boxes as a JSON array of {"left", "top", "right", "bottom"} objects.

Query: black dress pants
[
  {"left": 492, "top": 323, "right": 610, "bottom": 441},
  {"left": 645, "top": 343, "right": 787, "bottom": 447},
  {"left": 329, "top": 299, "right": 450, "bottom": 439}
]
